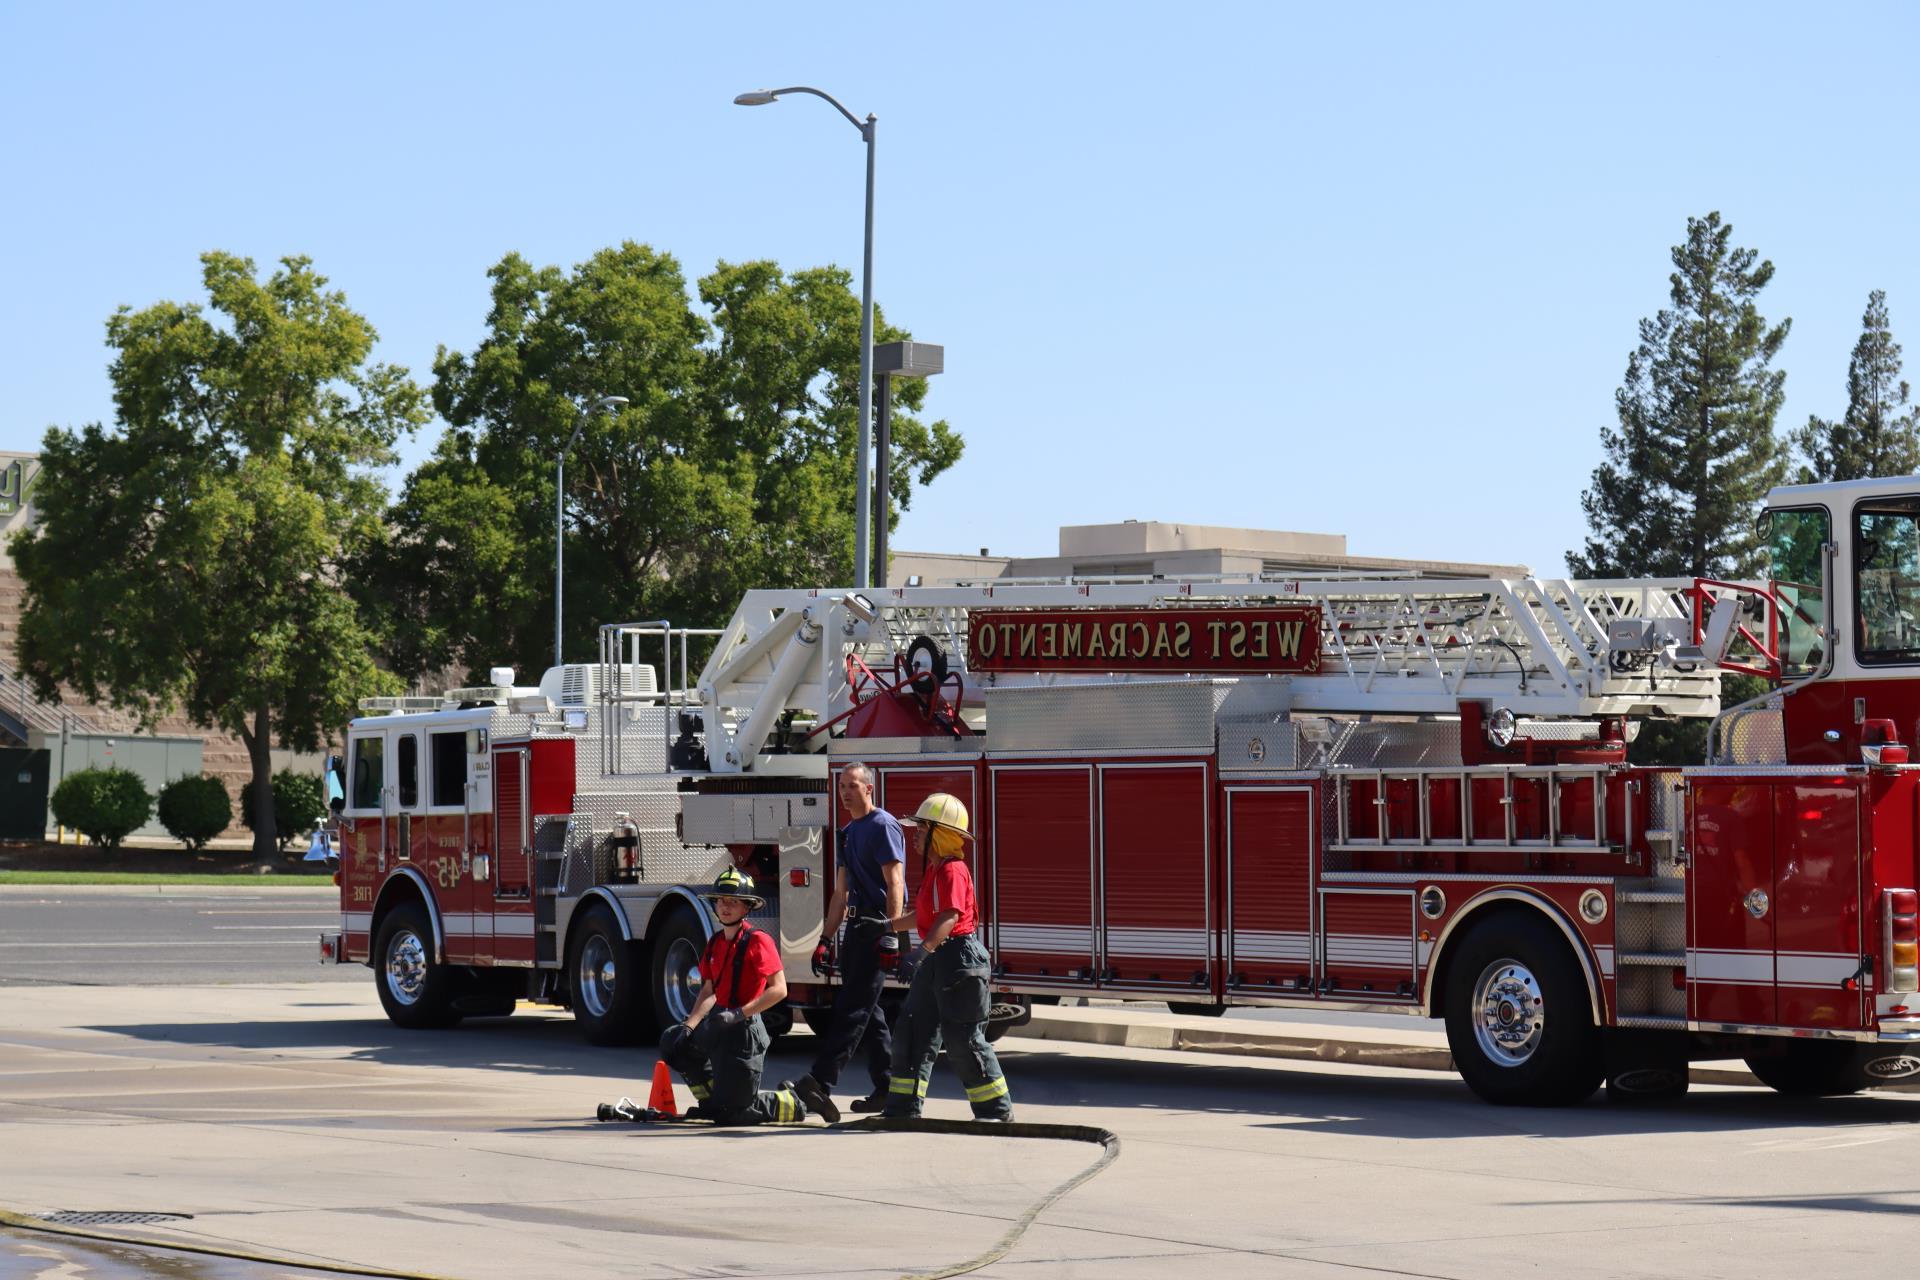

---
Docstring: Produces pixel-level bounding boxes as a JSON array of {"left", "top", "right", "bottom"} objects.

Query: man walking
[{"left": 791, "top": 763, "right": 904, "bottom": 1123}]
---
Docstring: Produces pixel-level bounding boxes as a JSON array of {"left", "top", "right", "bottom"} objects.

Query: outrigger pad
[{"left": 594, "top": 1097, "right": 707, "bottom": 1124}]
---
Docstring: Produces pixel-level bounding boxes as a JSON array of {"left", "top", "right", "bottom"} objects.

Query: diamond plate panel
[
  {"left": 1323, "top": 720, "right": 1462, "bottom": 768},
  {"left": 1645, "top": 770, "right": 1686, "bottom": 878},
  {"left": 1615, "top": 964, "right": 1686, "bottom": 1019},
  {"left": 1716, "top": 704, "right": 1786, "bottom": 765},
  {"left": 985, "top": 680, "right": 1230, "bottom": 752}
]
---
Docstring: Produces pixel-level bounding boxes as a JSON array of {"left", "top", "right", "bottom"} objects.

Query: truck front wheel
[
  {"left": 1443, "top": 913, "right": 1602, "bottom": 1106},
  {"left": 374, "top": 904, "right": 461, "bottom": 1030}
]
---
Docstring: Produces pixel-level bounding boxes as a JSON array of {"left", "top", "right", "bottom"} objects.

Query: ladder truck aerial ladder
[{"left": 320, "top": 474, "right": 1920, "bottom": 1105}]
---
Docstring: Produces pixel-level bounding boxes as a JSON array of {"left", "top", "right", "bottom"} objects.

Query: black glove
[
  {"left": 876, "top": 932, "right": 901, "bottom": 971},
  {"left": 812, "top": 939, "right": 837, "bottom": 976},
  {"left": 896, "top": 946, "right": 924, "bottom": 985},
  {"left": 712, "top": 1007, "right": 745, "bottom": 1030}
]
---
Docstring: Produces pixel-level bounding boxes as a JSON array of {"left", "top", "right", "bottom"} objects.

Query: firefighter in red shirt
[
  {"left": 658, "top": 869, "right": 813, "bottom": 1125},
  {"left": 881, "top": 794, "right": 1013, "bottom": 1121}
]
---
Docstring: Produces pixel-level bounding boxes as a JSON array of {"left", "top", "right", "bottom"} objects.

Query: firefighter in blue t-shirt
[{"left": 790, "top": 763, "right": 905, "bottom": 1123}]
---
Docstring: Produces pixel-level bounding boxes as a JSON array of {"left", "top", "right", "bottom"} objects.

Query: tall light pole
[
  {"left": 557, "top": 394, "right": 627, "bottom": 669},
  {"left": 734, "top": 85, "right": 877, "bottom": 589}
]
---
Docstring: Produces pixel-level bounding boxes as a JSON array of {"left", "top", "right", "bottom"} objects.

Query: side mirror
[{"left": 329, "top": 796, "right": 345, "bottom": 816}]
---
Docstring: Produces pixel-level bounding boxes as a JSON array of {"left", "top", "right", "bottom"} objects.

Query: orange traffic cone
[{"left": 648, "top": 1059, "right": 678, "bottom": 1116}]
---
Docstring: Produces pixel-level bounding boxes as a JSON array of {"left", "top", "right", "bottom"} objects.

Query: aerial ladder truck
[{"left": 321, "top": 474, "right": 1920, "bottom": 1105}]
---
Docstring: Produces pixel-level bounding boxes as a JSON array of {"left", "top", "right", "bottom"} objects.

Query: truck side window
[
  {"left": 430, "top": 731, "right": 466, "bottom": 808},
  {"left": 351, "top": 737, "right": 384, "bottom": 810},
  {"left": 1766, "top": 505, "right": 1829, "bottom": 677},
  {"left": 397, "top": 734, "right": 420, "bottom": 809},
  {"left": 1855, "top": 497, "right": 1920, "bottom": 664}
]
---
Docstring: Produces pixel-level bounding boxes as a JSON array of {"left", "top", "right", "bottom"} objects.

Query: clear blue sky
[{"left": 4, "top": 3, "right": 1917, "bottom": 579}]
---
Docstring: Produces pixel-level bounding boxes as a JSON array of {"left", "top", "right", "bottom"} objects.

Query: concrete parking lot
[{"left": 6, "top": 978, "right": 1920, "bottom": 1279}]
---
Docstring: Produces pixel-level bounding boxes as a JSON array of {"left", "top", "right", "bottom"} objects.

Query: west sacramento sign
[{"left": 966, "top": 606, "right": 1322, "bottom": 674}]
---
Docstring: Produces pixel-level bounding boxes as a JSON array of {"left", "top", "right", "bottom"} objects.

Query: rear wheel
[
  {"left": 570, "top": 904, "right": 652, "bottom": 1045},
  {"left": 1443, "top": 912, "right": 1602, "bottom": 1106},
  {"left": 649, "top": 907, "right": 708, "bottom": 1034},
  {"left": 374, "top": 904, "right": 461, "bottom": 1029}
]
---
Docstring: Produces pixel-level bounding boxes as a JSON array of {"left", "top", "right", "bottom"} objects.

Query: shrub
[
  {"left": 50, "top": 767, "right": 153, "bottom": 848},
  {"left": 241, "top": 769, "right": 329, "bottom": 853},
  {"left": 156, "top": 774, "right": 232, "bottom": 851}
]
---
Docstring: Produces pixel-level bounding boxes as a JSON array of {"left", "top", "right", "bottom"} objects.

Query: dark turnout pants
[
  {"left": 662, "top": 1014, "right": 808, "bottom": 1126},
  {"left": 809, "top": 917, "right": 894, "bottom": 1094},
  {"left": 883, "top": 933, "right": 1011, "bottom": 1120}
]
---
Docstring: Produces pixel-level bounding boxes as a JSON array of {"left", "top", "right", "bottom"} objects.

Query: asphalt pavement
[{"left": 7, "top": 981, "right": 1920, "bottom": 1279}]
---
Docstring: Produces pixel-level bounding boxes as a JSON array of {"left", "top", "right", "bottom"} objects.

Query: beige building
[{"left": 888, "top": 519, "right": 1524, "bottom": 587}]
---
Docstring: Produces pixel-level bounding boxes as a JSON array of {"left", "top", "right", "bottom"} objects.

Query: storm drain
[{"left": 35, "top": 1210, "right": 195, "bottom": 1226}]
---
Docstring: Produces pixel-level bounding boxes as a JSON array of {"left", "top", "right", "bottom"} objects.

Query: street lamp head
[{"left": 733, "top": 90, "right": 779, "bottom": 106}]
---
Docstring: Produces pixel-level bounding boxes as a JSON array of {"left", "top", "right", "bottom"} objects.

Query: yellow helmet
[{"left": 908, "top": 792, "right": 973, "bottom": 840}]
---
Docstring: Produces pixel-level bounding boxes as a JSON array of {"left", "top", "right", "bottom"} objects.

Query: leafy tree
[
  {"left": 362, "top": 243, "right": 963, "bottom": 684},
  {"left": 11, "top": 253, "right": 423, "bottom": 858},
  {"left": 1794, "top": 290, "right": 1920, "bottom": 482},
  {"left": 50, "top": 767, "right": 152, "bottom": 848},
  {"left": 1571, "top": 212, "right": 1791, "bottom": 580},
  {"left": 240, "top": 768, "right": 327, "bottom": 854},
  {"left": 157, "top": 774, "right": 232, "bottom": 851}
]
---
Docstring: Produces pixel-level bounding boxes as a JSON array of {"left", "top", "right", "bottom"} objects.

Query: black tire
[
  {"left": 648, "top": 906, "right": 709, "bottom": 1035},
  {"left": 374, "top": 904, "right": 462, "bottom": 1030},
  {"left": 569, "top": 904, "right": 652, "bottom": 1046},
  {"left": 1744, "top": 1041, "right": 1876, "bottom": 1096},
  {"left": 1442, "top": 912, "right": 1603, "bottom": 1106},
  {"left": 1169, "top": 1001, "right": 1226, "bottom": 1017}
]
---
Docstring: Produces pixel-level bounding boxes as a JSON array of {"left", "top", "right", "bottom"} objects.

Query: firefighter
[
  {"left": 658, "top": 868, "right": 813, "bottom": 1126},
  {"left": 790, "top": 762, "right": 905, "bottom": 1124},
  {"left": 880, "top": 793, "right": 1012, "bottom": 1122}
]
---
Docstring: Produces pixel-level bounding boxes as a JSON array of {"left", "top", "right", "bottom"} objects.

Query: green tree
[
  {"left": 1571, "top": 212, "right": 1791, "bottom": 579},
  {"left": 366, "top": 243, "right": 962, "bottom": 682},
  {"left": 11, "top": 253, "right": 423, "bottom": 858},
  {"left": 1794, "top": 290, "right": 1920, "bottom": 482}
]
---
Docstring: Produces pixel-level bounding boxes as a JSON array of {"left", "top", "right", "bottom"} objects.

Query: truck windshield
[
  {"left": 1855, "top": 496, "right": 1920, "bottom": 665},
  {"left": 1767, "top": 506, "right": 1829, "bottom": 677}
]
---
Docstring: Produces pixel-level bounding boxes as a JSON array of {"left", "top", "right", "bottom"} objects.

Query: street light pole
[
  {"left": 556, "top": 394, "right": 628, "bottom": 670},
  {"left": 734, "top": 85, "right": 877, "bottom": 589}
]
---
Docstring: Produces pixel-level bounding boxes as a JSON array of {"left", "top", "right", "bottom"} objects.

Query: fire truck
[{"left": 319, "top": 474, "right": 1920, "bottom": 1105}]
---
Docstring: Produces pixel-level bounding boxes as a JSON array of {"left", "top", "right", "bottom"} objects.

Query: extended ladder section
[{"left": 690, "top": 576, "right": 1740, "bottom": 775}]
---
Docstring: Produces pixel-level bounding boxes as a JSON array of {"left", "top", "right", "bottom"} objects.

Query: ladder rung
[
  {"left": 1615, "top": 1014, "right": 1687, "bottom": 1029},
  {"left": 1618, "top": 950, "right": 1685, "bottom": 965},
  {"left": 1642, "top": 828, "right": 1677, "bottom": 842}
]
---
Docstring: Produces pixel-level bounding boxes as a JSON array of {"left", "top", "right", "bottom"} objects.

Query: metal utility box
[{"left": 0, "top": 747, "right": 50, "bottom": 841}]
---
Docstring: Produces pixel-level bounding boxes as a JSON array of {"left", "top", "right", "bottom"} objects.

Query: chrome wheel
[
  {"left": 661, "top": 935, "right": 704, "bottom": 1025},
  {"left": 384, "top": 929, "right": 429, "bottom": 1008},
  {"left": 578, "top": 933, "right": 618, "bottom": 1019},
  {"left": 1472, "top": 959, "right": 1545, "bottom": 1067}
]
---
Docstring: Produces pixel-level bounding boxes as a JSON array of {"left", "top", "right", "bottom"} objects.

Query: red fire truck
[{"left": 319, "top": 475, "right": 1920, "bottom": 1104}]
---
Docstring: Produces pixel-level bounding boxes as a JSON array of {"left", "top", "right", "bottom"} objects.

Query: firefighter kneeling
[
  {"left": 882, "top": 794, "right": 1013, "bottom": 1122},
  {"left": 659, "top": 869, "right": 815, "bottom": 1125}
]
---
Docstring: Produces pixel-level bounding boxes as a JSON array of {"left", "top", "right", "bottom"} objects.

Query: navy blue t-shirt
[{"left": 841, "top": 808, "right": 906, "bottom": 918}]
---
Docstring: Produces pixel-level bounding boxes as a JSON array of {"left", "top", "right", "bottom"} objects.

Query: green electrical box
[{"left": 1, "top": 748, "right": 50, "bottom": 841}]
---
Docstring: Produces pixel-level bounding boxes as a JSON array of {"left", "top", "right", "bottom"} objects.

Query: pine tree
[
  {"left": 1794, "top": 290, "right": 1920, "bottom": 482},
  {"left": 1571, "top": 212, "right": 1791, "bottom": 579}
]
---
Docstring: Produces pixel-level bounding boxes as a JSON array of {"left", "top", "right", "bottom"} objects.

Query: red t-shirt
[
  {"left": 915, "top": 858, "right": 978, "bottom": 940},
  {"left": 702, "top": 924, "right": 781, "bottom": 1008}
]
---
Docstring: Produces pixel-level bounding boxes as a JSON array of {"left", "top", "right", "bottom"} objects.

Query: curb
[{"left": 1016, "top": 1010, "right": 1920, "bottom": 1095}]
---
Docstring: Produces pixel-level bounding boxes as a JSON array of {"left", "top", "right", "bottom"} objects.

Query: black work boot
[
  {"left": 790, "top": 1073, "right": 840, "bottom": 1124},
  {"left": 848, "top": 1089, "right": 888, "bottom": 1113}
]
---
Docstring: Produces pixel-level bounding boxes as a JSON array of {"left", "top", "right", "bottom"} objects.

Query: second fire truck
[{"left": 320, "top": 473, "right": 1920, "bottom": 1105}]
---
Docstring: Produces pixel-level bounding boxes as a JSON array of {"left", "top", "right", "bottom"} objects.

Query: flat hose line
[
  {"left": 844, "top": 1115, "right": 1123, "bottom": 1280},
  {"left": 0, "top": 1118, "right": 1120, "bottom": 1280},
  {"left": 0, "top": 1206, "right": 462, "bottom": 1280}
]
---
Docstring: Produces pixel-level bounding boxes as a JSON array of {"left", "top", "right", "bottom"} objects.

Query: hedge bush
[
  {"left": 156, "top": 774, "right": 232, "bottom": 851},
  {"left": 50, "top": 767, "right": 153, "bottom": 848},
  {"left": 240, "top": 769, "right": 328, "bottom": 853}
]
